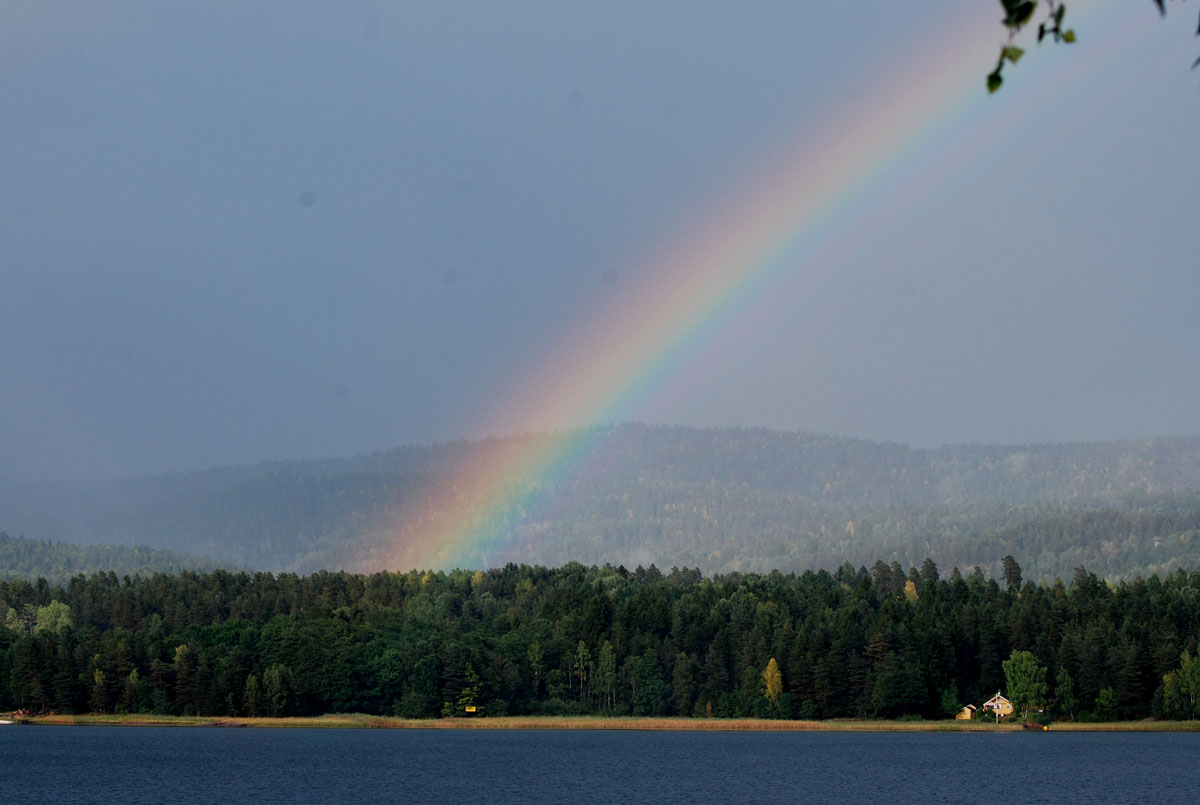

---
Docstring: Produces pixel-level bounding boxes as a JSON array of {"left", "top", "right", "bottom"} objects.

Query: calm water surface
[{"left": 1, "top": 727, "right": 1195, "bottom": 803}]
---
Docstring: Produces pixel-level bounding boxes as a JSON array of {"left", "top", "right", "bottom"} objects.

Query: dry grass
[
  {"left": 383, "top": 717, "right": 1016, "bottom": 732},
  {"left": 10, "top": 713, "right": 1199, "bottom": 731},
  {"left": 1045, "top": 720, "right": 1200, "bottom": 732},
  {"left": 22, "top": 713, "right": 372, "bottom": 729}
]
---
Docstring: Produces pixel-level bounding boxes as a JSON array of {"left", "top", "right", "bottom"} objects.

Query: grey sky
[{"left": 3, "top": 1, "right": 1199, "bottom": 480}]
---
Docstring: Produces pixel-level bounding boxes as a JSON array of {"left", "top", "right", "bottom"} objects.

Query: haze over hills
[
  {"left": 2, "top": 424, "right": 1199, "bottom": 581},
  {"left": 0, "top": 532, "right": 232, "bottom": 586}
]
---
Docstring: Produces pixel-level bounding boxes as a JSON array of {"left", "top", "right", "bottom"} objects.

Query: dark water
[{"left": 1, "top": 727, "right": 1195, "bottom": 803}]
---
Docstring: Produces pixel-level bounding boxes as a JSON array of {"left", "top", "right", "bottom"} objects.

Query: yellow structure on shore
[
  {"left": 982, "top": 692, "right": 1014, "bottom": 721},
  {"left": 955, "top": 704, "right": 977, "bottom": 720}
]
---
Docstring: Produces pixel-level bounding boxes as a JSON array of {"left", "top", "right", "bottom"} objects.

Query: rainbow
[{"left": 372, "top": 0, "right": 1143, "bottom": 571}]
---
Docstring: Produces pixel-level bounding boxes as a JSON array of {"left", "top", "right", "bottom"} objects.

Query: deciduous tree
[
  {"left": 90, "top": 668, "right": 108, "bottom": 714},
  {"left": 35, "top": 601, "right": 73, "bottom": 635},
  {"left": 1002, "top": 649, "right": 1048, "bottom": 722},
  {"left": 595, "top": 641, "right": 617, "bottom": 711},
  {"left": 1095, "top": 686, "right": 1120, "bottom": 721},
  {"left": 762, "top": 657, "right": 783, "bottom": 706},
  {"left": 572, "top": 640, "right": 591, "bottom": 702},
  {"left": 263, "top": 664, "right": 293, "bottom": 717},
  {"left": 1162, "top": 650, "right": 1199, "bottom": 719}
]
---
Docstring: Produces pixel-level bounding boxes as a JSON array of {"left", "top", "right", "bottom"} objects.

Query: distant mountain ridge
[
  {"left": 0, "top": 531, "right": 233, "bottom": 585},
  {"left": 1, "top": 425, "right": 1199, "bottom": 580}
]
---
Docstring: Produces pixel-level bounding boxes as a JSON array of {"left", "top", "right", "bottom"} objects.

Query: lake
[{"left": 1, "top": 727, "right": 1195, "bottom": 803}]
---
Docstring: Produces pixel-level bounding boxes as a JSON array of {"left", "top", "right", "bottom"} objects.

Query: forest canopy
[{"left": 3, "top": 560, "right": 1198, "bottom": 721}]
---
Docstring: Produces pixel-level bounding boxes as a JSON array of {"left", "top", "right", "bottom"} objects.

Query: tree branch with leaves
[{"left": 989, "top": 0, "right": 1198, "bottom": 93}]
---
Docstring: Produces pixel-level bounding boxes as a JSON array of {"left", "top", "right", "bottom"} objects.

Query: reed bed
[{"left": 11, "top": 713, "right": 1199, "bottom": 731}]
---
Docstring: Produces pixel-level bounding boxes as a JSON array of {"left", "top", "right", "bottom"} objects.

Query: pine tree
[
  {"left": 527, "top": 640, "right": 544, "bottom": 699},
  {"left": 1002, "top": 556, "right": 1023, "bottom": 591},
  {"left": 243, "top": 674, "right": 262, "bottom": 718},
  {"left": 672, "top": 652, "right": 697, "bottom": 716},
  {"left": 1055, "top": 666, "right": 1077, "bottom": 719}
]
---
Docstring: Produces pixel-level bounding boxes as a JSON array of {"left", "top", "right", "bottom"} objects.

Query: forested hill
[
  {"left": 0, "top": 532, "right": 232, "bottom": 586},
  {"left": 2, "top": 425, "right": 1199, "bottom": 580}
]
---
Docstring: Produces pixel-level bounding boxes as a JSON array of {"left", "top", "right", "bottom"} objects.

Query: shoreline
[{"left": 7, "top": 713, "right": 1199, "bottom": 731}]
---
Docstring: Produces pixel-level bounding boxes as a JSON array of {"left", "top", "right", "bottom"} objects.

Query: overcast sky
[{"left": 3, "top": 1, "right": 1199, "bottom": 480}]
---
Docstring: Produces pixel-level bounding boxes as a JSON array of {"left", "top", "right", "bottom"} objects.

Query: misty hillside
[
  {"left": 0, "top": 532, "right": 233, "bottom": 586},
  {"left": 2, "top": 425, "right": 1199, "bottom": 580}
]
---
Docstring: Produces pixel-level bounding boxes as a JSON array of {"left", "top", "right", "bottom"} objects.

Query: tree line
[
  {"left": 2, "top": 557, "right": 1198, "bottom": 721},
  {"left": 0, "top": 532, "right": 230, "bottom": 587}
]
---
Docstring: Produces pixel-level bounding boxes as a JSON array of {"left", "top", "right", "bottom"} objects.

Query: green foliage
[
  {"left": 1001, "top": 0, "right": 1039, "bottom": 30},
  {"left": 1055, "top": 667, "right": 1077, "bottom": 719},
  {"left": 453, "top": 664, "right": 481, "bottom": 714},
  {"left": 595, "top": 641, "right": 617, "bottom": 711},
  {"left": 1161, "top": 651, "right": 1200, "bottom": 719},
  {"left": 991, "top": 0, "right": 1199, "bottom": 93},
  {"left": 35, "top": 601, "right": 73, "bottom": 635},
  {"left": 2, "top": 560, "right": 1199, "bottom": 721},
  {"left": 1095, "top": 687, "right": 1120, "bottom": 721},
  {"left": 1002, "top": 556, "right": 1022, "bottom": 591},
  {"left": 762, "top": 658, "right": 783, "bottom": 705},
  {"left": 4, "top": 604, "right": 35, "bottom": 636},
  {"left": 631, "top": 651, "right": 668, "bottom": 717},
  {"left": 872, "top": 650, "right": 926, "bottom": 718},
  {"left": 940, "top": 688, "right": 962, "bottom": 718},
  {"left": 90, "top": 668, "right": 108, "bottom": 714},
  {"left": 673, "top": 652, "right": 697, "bottom": 716},
  {"left": 263, "top": 664, "right": 294, "bottom": 718},
  {"left": 572, "top": 641, "right": 591, "bottom": 702},
  {"left": 1003, "top": 650, "right": 1048, "bottom": 722},
  {"left": 527, "top": 640, "right": 544, "bottom": 698},
  {"left": 1003, "top": 46, "right": 1025, "bottom": 65},
  {"left": 0, "top": 532, "right": 231, "bottom": 585},
  {"left": 124, "top": 668, "right": 150, "bottom": 714},
  {"left": 990, "top": 0, "right": 1053, "bottom": 93},
  {"left": 243, "top": 673, "right": 262, "bottom": 717}
]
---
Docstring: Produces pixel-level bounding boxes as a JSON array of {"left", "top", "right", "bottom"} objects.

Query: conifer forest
[{"left": 4, "top": 559, "right": 1198, "bottom": 721}]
